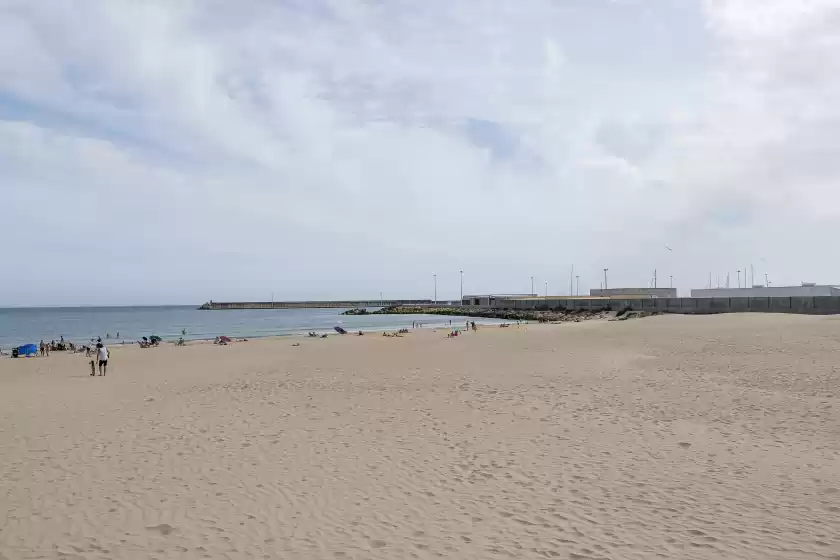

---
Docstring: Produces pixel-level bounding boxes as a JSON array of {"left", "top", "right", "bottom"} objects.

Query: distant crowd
[{"left": 37, "top": 334, "right": 121, "bottom": 358}]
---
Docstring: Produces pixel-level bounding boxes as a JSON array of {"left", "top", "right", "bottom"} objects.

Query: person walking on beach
[
  {"left": 96, "top": 343, "right": 109, "bottom": 376},
  {"left": 39, "top": 340, "right": 45, "bottom": 357}
]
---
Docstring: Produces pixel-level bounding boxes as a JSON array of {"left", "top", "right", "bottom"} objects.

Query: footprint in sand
[{"left": 146, "top": 524, "right": 176, "bottom": 536}]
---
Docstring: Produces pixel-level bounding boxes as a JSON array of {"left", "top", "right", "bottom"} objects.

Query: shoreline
[
  {"left": 1, "top": 315, "right": 512, "bottom": 355},
  {"left": 0, "top": 310, "right": 507, "bottom": 352}
]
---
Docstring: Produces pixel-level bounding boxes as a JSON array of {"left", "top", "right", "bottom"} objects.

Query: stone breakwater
[{"left": 361, "top": 306, "right": 657, "bottom": 323}]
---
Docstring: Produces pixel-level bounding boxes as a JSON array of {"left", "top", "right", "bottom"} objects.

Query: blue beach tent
[{"left": 17, "top": 344, "right": 38, "bottom": 357}]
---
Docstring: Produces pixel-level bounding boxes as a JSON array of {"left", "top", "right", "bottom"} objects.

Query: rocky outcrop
[
  {"left": 341, "top": 308, "right": 371, "bottom": 316},
  {"left": 373, "top": 306, "right": 657, "bottom": 323}
]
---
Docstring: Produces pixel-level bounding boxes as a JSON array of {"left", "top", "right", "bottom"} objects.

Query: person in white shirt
[{"left": 96, "top": 343, "right": 109, "bottom": 376}]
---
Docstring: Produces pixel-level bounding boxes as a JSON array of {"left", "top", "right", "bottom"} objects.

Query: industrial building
[
  {"left": 462, "top": 294, "right": 536, "bottom": 306},
  {"left": 590, "top": 288, "right": 677, "bottom": 298},
  {"left": 690, "top": 284, "right": 840, "bottom": 298}
]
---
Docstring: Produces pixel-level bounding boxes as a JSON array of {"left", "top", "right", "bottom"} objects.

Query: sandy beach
[{"left": 1, "top": 314, "right": 839, "bottom": 560}]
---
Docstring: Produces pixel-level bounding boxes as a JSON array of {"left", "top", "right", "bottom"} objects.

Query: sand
[{"left": 1, "top": 314, "right": 839, "bottom": 560}]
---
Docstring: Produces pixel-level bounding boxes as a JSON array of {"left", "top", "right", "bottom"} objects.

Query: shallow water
[{"left": 0, "top": 306, "right": 495, "bottom": 348}]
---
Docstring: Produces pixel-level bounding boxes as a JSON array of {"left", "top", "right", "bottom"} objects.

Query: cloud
[{"left": 1, "top": 0, "right": 840, "bottom": 305}]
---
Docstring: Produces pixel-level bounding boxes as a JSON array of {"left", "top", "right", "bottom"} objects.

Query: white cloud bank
[{"left": 1, "top": 0, "right": 839, "bottom": 305}]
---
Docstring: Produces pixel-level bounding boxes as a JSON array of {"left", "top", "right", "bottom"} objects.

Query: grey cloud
[{"left": 2, "top": 0, "right": 840, "bottom": 305}]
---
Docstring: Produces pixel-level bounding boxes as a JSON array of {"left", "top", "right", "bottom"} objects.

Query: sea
[{"left": 0, "top": 306, "right": 499, "bottom": 349}]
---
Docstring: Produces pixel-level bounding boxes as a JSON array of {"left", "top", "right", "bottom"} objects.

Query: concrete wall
[
  {"left": 691, "top": 286, "right": 840, "bottom": 298},
  {"left": 490, "top": 296, "right": 840, "bottom": 315}
]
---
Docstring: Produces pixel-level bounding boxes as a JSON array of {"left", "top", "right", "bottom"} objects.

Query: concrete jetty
[{"left": 198, "top": 299, "right": 438, "bottom": 310}]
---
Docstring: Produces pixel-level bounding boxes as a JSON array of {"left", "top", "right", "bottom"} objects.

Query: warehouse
[
  {"left": 590, "top": 288, "right": 677, "bottom": 298},
  {"left": 461, "top": 294, "right": 537, "bottom": 307}
]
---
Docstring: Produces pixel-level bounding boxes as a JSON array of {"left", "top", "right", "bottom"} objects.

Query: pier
[{"left": 198, "top": 299, "right": 439, "bottom": 310}]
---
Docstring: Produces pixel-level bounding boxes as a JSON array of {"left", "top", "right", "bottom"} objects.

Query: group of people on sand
[
  {"left": 214, "top": 335, "right": 245, "bottom": 345},
  {"left": 32, "top": 334, "right": 118, "bottom": 358},
  {"left": 39, "top": 336, "right": 76, "bottom": 355},
  {"left": 383, "top": 328, "right": 410, "bottom": 338},
  {"left": 446, "top": 321, "right": 479, "bottom": 338},
  {"left": 30, "top": 334, "right": 110, "bottom": 376}
]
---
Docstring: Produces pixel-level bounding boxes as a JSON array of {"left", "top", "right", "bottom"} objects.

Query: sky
[{"left": 2, "top": 0, "right": 840, "bottom": 306}]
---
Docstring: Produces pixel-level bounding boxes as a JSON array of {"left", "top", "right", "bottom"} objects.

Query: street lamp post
[
  {"left": 603, "top": 268, "right": 609, "bottom": 290},
  {"left": 544, "top": 280, "right": 548, "bottom": 297},
  {"left": 576, "top": 275, "right": 580, "bottom": 296},
  {"left": 433, "top": 274, "right": 437, "bottom": 303},
  {"left": 460, "top": 270, "right": 464, "bottom": 302},
  {"left": 570, "top": 265, "right": 574, "bottom": 296},
  {"left": 530, "top": 276, "right": 534, "bottom": 295}
]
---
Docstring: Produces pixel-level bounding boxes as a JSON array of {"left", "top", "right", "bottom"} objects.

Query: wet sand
[{"left": 1, "top": 314, "right": 839, "bottom": 559}]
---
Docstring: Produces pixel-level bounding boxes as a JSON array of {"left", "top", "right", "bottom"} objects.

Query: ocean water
[{"left": 0, "top": 306, "right": 497, "bottom": 349}]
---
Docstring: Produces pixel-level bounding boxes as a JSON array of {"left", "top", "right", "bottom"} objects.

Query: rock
[
  {"left": 341, "top": 308, "right": 370, "bottom": 316},
  {"left": 372, "top": 305, "right": 638, "bottom": 324}
]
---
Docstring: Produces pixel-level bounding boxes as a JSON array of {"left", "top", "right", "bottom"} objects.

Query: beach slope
[{"left": 1, "top": 314, "right": 839, "bottom": 559}]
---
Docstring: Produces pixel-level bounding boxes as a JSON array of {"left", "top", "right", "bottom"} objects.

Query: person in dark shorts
[{"left": 96, "top": 343, "right": 109, "bottom": 376}]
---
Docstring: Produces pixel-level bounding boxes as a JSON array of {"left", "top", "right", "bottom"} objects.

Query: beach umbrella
[
  {"left": 149, "top": 335, "right": 162, "bottom": 343},
  {"left": 219, "top": 336, "right": 232, "bottom": 343}
]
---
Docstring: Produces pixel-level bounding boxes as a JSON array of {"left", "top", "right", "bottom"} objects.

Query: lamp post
[
  {"left": 433, "top": 274, "right": 437, "bottom": 303},
  {"left": 570, "top": 265, "right": 574, "bottom": 296},
  {"left": 544, "top": 280, "right": 548, "bottom": 297},
  {"left": 460, "top": 270, "right": 464, "bottom": 302},
  {"left": 530, "top": 275, "right": 534, "bottom": 295},
  {"left": 603, "top": 268, "right": 609, "bottom": 290},
  {"left": 576, "top": 275, "right": 580, "bottom": 296}
]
